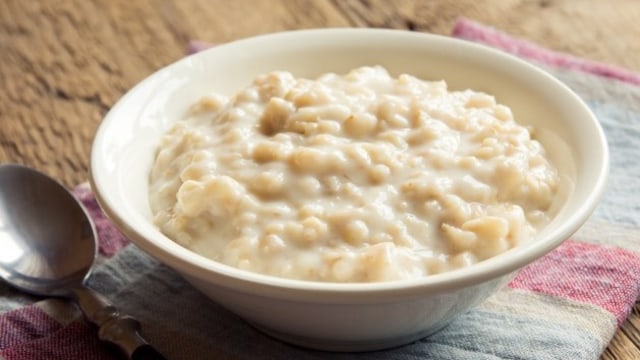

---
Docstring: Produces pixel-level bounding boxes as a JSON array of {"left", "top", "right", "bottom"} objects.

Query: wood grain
[{"left": 1, "top": 1, "right": 638, "bottom": 358}]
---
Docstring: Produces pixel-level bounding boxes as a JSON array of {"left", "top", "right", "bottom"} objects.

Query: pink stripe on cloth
[
  {"left": 452, "top": 17, "right": 640, "bottom": 86},
  {"left": 509, "top": 240, "right": 640, "bottom": 325},
  {"left": 0, "top": 321, "right": 117, "bottom": 360},
  {"left": 72, "top": 185, "right": 129, "bottom": 257},
  {"left": 0, "top": 306, "right": 61, "bottom": 350}
]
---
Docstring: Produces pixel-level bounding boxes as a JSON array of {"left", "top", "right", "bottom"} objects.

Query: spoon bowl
[
  {"left": 0, "top": 164, "right": 95, "bottom": 297},
  {"left": 0, "top": 164, "right": 165, "bottom": 360}
]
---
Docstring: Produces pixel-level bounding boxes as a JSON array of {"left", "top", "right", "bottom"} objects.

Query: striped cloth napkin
[{"left": 2, "top": 18, "right": 639, "bottom": 360}]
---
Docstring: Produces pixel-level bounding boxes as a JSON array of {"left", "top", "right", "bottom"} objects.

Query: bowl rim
[{"left": 90, "top": 28, "right": 609, "bottom": 302}]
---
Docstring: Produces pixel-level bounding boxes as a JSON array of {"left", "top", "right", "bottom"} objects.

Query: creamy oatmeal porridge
[{"left": 149, "top": 66, "right": 559, "bottom": 282}]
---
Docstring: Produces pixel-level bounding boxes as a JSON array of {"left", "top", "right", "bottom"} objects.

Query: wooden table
[{"left": 1, "top": 1, "right": 638, "bottom": 358}]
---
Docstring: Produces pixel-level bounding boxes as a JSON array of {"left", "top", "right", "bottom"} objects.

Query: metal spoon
[{"left": 0, "top": 164, "right": 166, "bottom": 360}]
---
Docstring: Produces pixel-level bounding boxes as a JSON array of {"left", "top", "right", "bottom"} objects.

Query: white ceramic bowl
[{"left": 90, "top": 28, "right": 608, "bottom": 351}]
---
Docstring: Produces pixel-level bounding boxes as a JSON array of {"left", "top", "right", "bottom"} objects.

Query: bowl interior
[{"left": 91, "top": 29, "right": 607, "bottom": 296}]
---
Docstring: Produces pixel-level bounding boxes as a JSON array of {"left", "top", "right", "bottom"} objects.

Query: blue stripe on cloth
[
  {"left": 587, "top": 100, "right": 640, "bottom": 227},
  {"left": 415, "top": 310, "right": 604, "bottom": 360},
  {"left": 479, "top": 288, "right": 615, "bottom": 347}
]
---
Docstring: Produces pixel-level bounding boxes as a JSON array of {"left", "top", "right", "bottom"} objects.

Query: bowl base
[{"left": 249, "top": 321, "right": 447, "bottom": 352}]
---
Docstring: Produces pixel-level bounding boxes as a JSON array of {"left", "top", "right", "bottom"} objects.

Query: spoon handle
[{"left": 71, "top": 286, "right": 167, "bottom": 360}]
